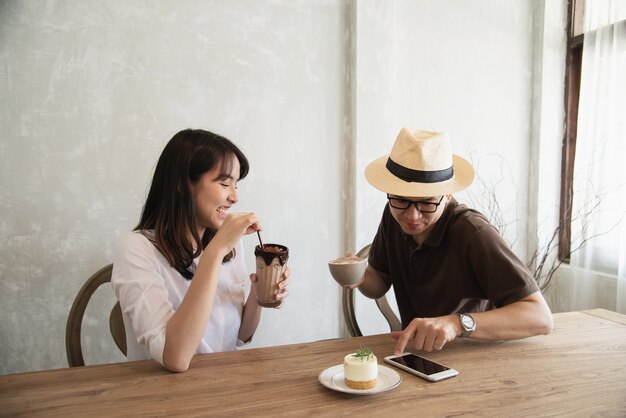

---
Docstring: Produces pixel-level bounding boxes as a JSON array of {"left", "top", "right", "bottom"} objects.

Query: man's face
[{"left": 387, "top": 194, "right": 451, "bottom": 244}]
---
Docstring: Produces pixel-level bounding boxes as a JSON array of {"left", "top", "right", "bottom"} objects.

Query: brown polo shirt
[{"left": 369, "top": 198, "right": 539, "bottom": 327}]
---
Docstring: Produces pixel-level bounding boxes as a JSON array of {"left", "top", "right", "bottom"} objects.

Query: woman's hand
[
  {"left": 209, "top": 212, "right": 261, "bottom": 258},
  {"left": 274, "top": 265, "right": 291, "bottom": 308}
]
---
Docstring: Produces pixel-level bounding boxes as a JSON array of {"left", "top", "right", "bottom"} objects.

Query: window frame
[{"left": 558, "top": 0, "right": 585, "bottom": 261}]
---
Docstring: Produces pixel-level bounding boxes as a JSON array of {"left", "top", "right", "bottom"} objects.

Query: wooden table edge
[{"left": 580, "top": 308, "right": 626, "bottom": 325}]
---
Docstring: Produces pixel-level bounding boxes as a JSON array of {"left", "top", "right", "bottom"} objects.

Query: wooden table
[{"left": 1, "top": 309, "right": 625, "bottom": 417}]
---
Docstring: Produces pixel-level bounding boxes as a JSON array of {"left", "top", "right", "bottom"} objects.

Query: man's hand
[{"left": 391, "top": 315, "right": 462, "bottom": 355}]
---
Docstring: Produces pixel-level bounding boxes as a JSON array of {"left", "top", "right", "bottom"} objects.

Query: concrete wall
[
  {"left": 1, "top": 0, "right": 571, "bottom": 374},
  {"left": 1, "top": 0, "right": 347, "bottom": 373}
]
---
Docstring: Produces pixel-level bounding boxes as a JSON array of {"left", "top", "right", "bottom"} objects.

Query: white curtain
[{"left": 570, "top": 0, "right": 626, "bottom": 313}]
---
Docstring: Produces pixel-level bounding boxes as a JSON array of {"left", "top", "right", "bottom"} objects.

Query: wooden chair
[
  {"left": 342, "top": 244, "right": 402, "bottom": 337},
  {"left": 66, "top": 264, "right": 127, "bottom": 367}
]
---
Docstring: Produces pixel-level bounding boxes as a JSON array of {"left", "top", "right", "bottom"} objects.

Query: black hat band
[{"left": 386, "top": 158, "right": 454, "bottom": 183}]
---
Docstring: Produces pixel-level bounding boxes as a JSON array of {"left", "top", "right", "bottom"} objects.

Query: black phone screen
[{"left": 393, "top": 354, "right": 450, "bottom": 375}]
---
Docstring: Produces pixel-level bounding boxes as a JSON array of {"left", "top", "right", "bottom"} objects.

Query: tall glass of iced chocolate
[{"left": 254, "top": 244, "right": 289, "bottom": 308}]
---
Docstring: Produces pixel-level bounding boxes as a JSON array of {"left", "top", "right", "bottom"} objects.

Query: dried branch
[
  {"left": 468, "top": 155, "right": 624, "bottom": 292},
  {"left": 466, "top": 154, "right": 519, "bottom": 247},
  {"left": 532, "top": 184, "right": 624, "bottom": 291}
]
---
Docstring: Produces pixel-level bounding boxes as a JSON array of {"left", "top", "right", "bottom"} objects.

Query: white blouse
[{"left": 111, "top": 231, "right": 250, "bottom": 365}]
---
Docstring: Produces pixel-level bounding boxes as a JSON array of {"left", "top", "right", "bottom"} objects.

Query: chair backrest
[
  {"left": 342, "top": 244, "right": 402, "bottom": 337},
  {"left": 66, "top": 264, "right": 127, "bottom": 367}
]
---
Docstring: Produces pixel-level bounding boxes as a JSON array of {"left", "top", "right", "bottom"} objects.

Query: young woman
[{"left": 111, "top": 129, "right": 291, "bottom": 372}]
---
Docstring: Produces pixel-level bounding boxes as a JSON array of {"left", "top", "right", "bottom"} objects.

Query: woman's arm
[
  {"left": 238, "top": 265, "right": 291, "bottom": 343},
  {"left": 163, "top": 212, "right": 260, "bottom": 372},
  {"left": 162, "top": 244, "right": 224, "bottom": 372},
  {"left": 238, "top": 279, "right": 262, "bottom": 344}
]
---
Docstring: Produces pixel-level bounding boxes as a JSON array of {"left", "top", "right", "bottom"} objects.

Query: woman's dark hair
[{"left": 135, "top": 129, "right": 249, "bottom": 280}]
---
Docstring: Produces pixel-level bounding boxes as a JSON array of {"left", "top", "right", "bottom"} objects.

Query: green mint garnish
[{"left": 352, "top": 345, "right": 373, "bottom": 361}]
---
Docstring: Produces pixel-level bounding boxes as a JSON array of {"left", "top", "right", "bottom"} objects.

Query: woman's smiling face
[{"left": 190, "top": 154, "right": 240, "bottom": 232}]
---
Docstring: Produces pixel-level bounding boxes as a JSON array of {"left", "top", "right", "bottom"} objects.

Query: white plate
[{"left": 318, "top": 364, "right": 402, "bottom": 395}]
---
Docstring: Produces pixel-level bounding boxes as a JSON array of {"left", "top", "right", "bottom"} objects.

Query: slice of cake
[{"left": 343, "top": 346, "right": 378, "bottom": 389}]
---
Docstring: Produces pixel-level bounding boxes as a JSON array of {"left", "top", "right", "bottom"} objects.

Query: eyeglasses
[{"left": 386, "top": 195, "right": 445, "bottom": 213}]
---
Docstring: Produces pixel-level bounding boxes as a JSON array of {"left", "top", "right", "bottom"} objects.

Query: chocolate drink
[{"left": 254, "top": 244, "right": 289, "bottom": 308}]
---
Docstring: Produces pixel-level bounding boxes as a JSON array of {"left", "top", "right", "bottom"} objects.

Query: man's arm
[
  {"left": 392, "top": 291, "right": 553, "bottom": 355},
  {"left": 465, "top": 290, "right": 553, "bottom": 339},
  {"left": 350, "top": 264, "right": 392, "bottom": 299}
]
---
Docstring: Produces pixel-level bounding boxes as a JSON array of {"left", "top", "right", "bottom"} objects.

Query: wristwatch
[{"left": 458, "top": 313, "right": 476, "bottom": 337}]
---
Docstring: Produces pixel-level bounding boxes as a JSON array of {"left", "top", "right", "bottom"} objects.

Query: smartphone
[{"left": 384, "top": 353, "right": 459, "bottom": 382}]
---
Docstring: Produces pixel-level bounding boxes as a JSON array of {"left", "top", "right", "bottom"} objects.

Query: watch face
[{"left": 461, "top": 315, "right": 475, "bottom": 328}]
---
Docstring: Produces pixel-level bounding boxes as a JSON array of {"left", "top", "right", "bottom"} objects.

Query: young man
[{"left": 356, "top": 128, "right": 553, "bottom": 355}]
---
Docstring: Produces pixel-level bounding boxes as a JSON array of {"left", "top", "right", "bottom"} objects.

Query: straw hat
[{"left": 365, "top": 128, "right": 474, "bottom": 197}]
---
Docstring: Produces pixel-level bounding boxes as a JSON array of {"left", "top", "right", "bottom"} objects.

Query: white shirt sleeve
[{"left": 111, "top": 232, "right": 175, "bottom": 365}]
